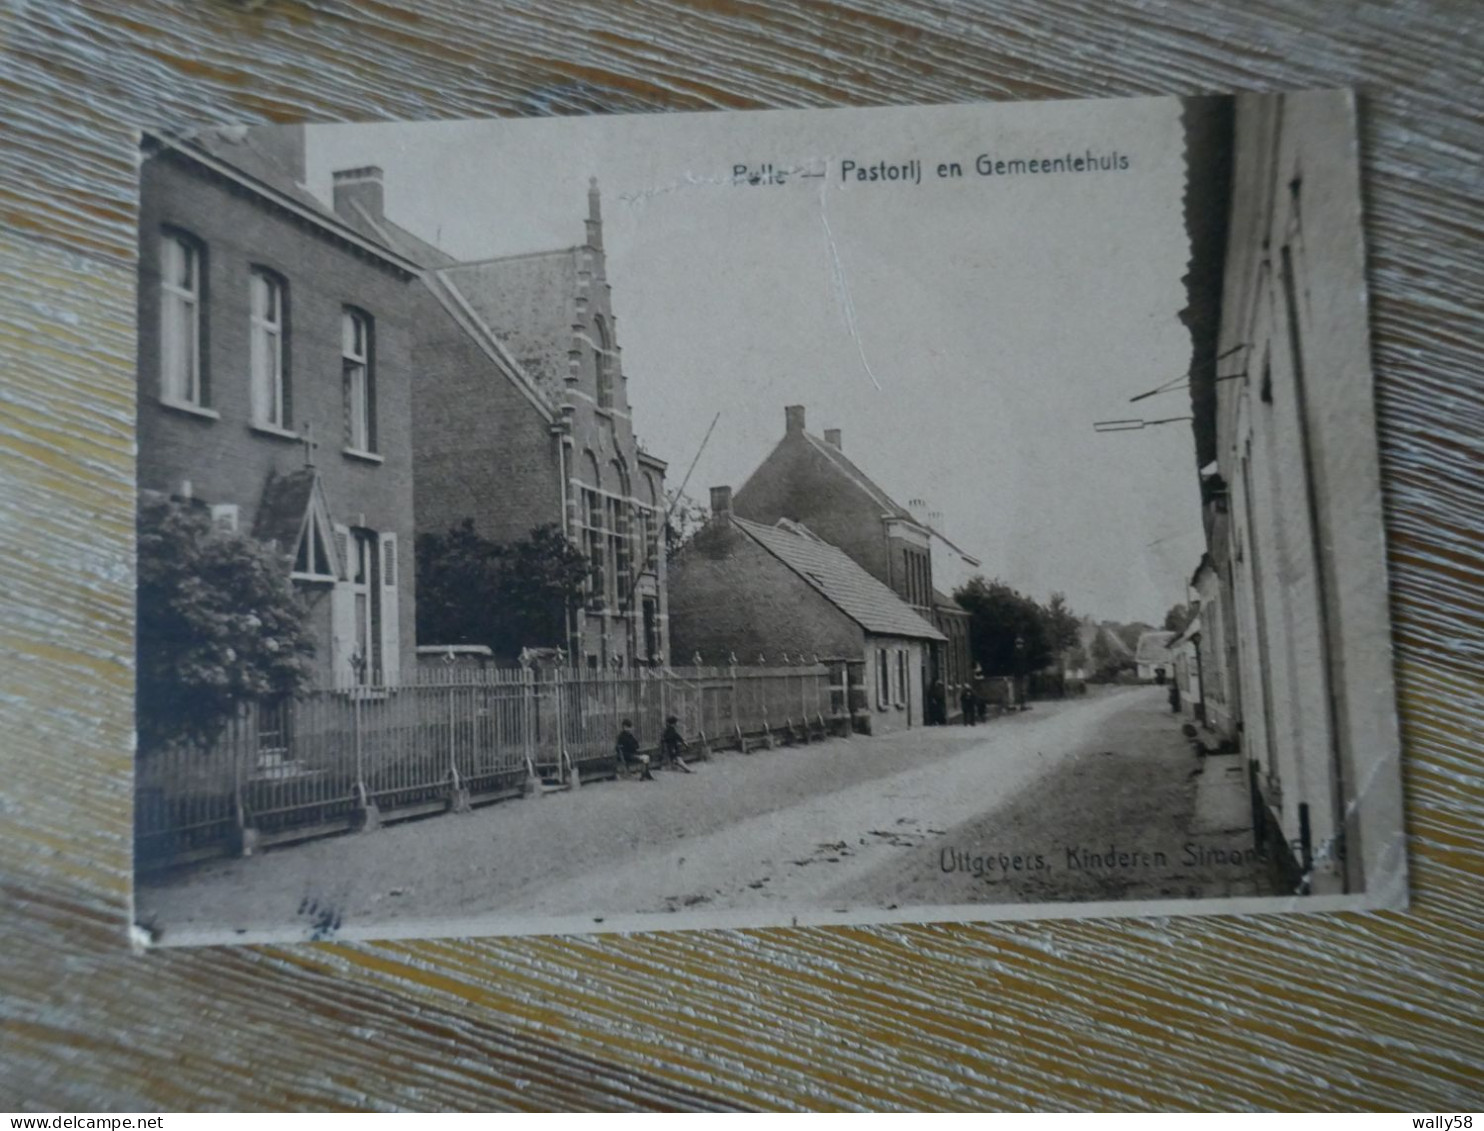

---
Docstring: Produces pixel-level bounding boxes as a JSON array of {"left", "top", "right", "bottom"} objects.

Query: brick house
[
  {"left": 731, "top": 405, "right": 976, "bottom": 720},
  {"left": 328, "top": 171, "right": 668, "bottom": 668},
  {"left": 136, "top": 127, "right": 421, "bottom": 688},
  {"left": 669, "top": 488, "right": 947, "bottom": 733}
]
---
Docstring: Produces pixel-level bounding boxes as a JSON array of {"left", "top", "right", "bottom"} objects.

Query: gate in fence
[{"left": 135, "top": 663, "right": 839, "bottom": 870}]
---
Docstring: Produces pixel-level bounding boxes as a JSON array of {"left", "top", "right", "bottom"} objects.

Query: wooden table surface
[{"left": 3, "top": 0, "right": 1481, "bottom": 1112}]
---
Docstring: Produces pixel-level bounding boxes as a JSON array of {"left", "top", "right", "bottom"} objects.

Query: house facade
[
  {"left": 1183, "top": 91, "right": 1399, "bottom": 896},
  {"left": 1134, "top": 631, "right": 1176, "bottom": 682},
  {"left": 669, "top": 487, "right": 946, "bottom": 733},
  {"left": 1187, "top": 553, "right": 1237, "bottom": 736},
  {"left": 731, "top": 406, "right": 976, "bottom": 721},
  {"left": 136, "top": 127, "right": 421, "bottom": 689},
  {"left": 1168, "top": 616, "right": 1203, "bottom": 722},
  {"left": 328, "top": 171, "right": 669, "bottom": 669}
]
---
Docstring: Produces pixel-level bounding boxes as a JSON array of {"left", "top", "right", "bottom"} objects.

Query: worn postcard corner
[{"left": 128, "top": 90, "right": 1406, "bottom": 947}]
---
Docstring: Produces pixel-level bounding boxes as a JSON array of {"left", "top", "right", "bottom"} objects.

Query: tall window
[
  {"left": 584, "top": 488, "right": 604, "bottom": 607},
  {"left": 594, "top": 315, "right": 613, "bottom": 409},
  {"left": 250, "top": 269, "right": 288, "bottom": 428},
  {"left": 342, "top": 309, "right": 375, "bottom": 453},
  {"left": 350, "top": 529, "right": 383, "bottom": 684},
  {"left": 159, "top": 233, "right": 204, "bottom": 405},
  {"left": 604, "top": 496, "right": 621, "bottom": 608},
  {"left": 611, "top": 460, "right": 631, "bottom": 605}
]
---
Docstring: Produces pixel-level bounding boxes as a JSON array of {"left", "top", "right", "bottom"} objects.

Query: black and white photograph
[{"left": 130, "top": 90, "right": 1406, "bottom": 945}]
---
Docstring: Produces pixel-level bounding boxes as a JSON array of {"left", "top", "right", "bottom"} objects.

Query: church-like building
[{"left": 329, "top": 166, "right": 669, "bottom": 669}]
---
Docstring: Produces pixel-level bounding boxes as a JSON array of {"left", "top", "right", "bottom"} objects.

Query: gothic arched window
[{"left": 594, "top": 315, "right": 614, "bottom": 410}]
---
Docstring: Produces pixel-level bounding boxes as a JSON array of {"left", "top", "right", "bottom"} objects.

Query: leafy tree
[
  {"left": 136, "top": 494, "right": 315, "bottom": 753},
  {"left": 953, "top": 576, "right": 1053, "bottom": 677},
  {"left": 664, "top": 488, "right": 711, "bottom": 555},
  {"left": 1089, "top": 628, "right": 1116, "bottom": 672},
  {"left": 415, "top": 519, "right": 503, "bottom": 649},
  {"left": 416, "top": 520, "right": 588, "bottom": 661},
  {"left": 1088, "top": 625, "right": 1136, "bottom": 682},
  {"left": 1045, "top": 592, "right": 1082, "bottom": 654},
  {"left": 1162, "top": 601, "right": 1196, "bottom": 634},
  {"left": 499, "top": 524, "right": 592, "bottom": 650},
  {"left": 1113, "top": 621, "right": 1154, "bottom": 654}
]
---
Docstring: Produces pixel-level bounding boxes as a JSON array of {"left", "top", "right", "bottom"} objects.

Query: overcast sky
[{"left": 307, "top": 97, "right": 1203, "bottom": 625}]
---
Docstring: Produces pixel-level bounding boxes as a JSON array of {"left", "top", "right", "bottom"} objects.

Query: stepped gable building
[
  {"left": 668, "top": 488, "right": 947, "bottom": 734},
  {"left": 329, "top": 168, "right": 668, "bottom": 669},
  {"left": 136, "top": 126, "right": 421, "bottom": 688},
  {"left": 731, "top": 406, "right": 975, "bottom": 721}
]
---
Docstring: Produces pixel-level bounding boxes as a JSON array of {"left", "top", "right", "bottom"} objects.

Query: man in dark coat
[
  {"left": 615, "top": 719, "right": 653, "bottom": 781},
  {"left": 660, "top": 715, "right": 693, "bottom": 772}
]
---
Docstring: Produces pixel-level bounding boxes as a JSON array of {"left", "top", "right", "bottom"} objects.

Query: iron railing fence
[{"left": 136, "top": 663, "right": 839, "bottom": 871}]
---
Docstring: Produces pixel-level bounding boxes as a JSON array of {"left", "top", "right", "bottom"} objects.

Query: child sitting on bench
[{"left": 615, "top": 719, "right": 654, "bottom": 781}]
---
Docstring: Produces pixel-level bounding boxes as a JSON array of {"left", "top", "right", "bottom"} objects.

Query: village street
[{"left": 138, "top": 685, "right": 1276, "bottom": 943}]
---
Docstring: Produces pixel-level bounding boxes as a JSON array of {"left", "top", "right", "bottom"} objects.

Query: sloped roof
[
  {"left": 734, "top": 517, "right": 946, "bottom": 642},
  {"left": 1135, "top": 630, "right": 1178, "bottom": 664},
  {"left": 144, "top": 130, "right": 418, "bottom": 277},
  {"left": 801, "top": 432, "right": 912, "bottom": 520},
  {"left": 253, "top": 468, "right": 316, "bottom": 551},
  {"left": 798, "top": 432, "right": 978, "bottom": 562},
  {"left": 932, "top": 587, "right": 969, "bottom": 616},
  {"left": 1171, "top": 616, "right": 1202, "bottom": 649},
  {"left": 339, "top": 202, "right": 460, "bottom": 269},
  {"left": 334, "top": 198, "right": 557, "bottom": 422}
]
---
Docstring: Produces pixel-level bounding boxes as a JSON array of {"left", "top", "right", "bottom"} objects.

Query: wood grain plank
[{"left": 2, "top": 0, "right": 1480, "bottom": 1111}]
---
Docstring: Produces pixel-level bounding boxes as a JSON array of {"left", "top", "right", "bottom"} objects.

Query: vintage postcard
[{"left": 130, "top": 90, "right": 1406, "bottom": 946}]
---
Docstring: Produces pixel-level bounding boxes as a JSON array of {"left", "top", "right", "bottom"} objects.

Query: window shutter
[
  {"left": 330, "top": 523, "right": 356, "bottom": 688},
  {"left": 379, "top": 532, "right": 400, "bottom": 686}
]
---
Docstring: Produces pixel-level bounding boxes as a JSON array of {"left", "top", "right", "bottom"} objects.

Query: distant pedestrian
[
  {"left": 976, "top": 692, "right": 989, "bottom": 723},
  {"left": 929, "top": 678, "right": 946, "bottom": 725},
  {"left": 661, "top": 715, "right": 693, "bottom": 772},
  {"left": 615, "top": 719, "right": 653, "bottom": 781},
  {"left": 959, "top": 687, "right": 976, "bottom": 726}
]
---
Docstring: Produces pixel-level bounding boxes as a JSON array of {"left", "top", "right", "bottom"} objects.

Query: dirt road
[{"left": 139, "top": 685, "right": 1270, "bottom": 943}]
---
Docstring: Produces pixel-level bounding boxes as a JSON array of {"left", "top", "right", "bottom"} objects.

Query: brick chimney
[
  {"left": 332, "top": 166, "right": 384, "bottom": 222},
  {"left": 785, "top": 405, "right": 806, "bottom": 436},
  {"left": 823, "top": 428, "right": 842, "bottom": 450},
  {"left": 710, "top": 485, "right": 733, "bottom": 518}
]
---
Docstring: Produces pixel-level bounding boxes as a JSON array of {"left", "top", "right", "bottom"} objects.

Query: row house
[
  {"left": 136, "top": 127, "right": 420, "bottom": 689},
  {"left": 1182, "top": 91, "right": 1400, "bottom": 896},
  {"left": 1133, "top": 631, "right": 1176, "bottom": 683},
  {"left": 328, "top": 167, "right": 669, "bottom": 668},
  {"left": 668, "top": 488, "right": 947, "bottom": 733},
  {"left": 731, "top": 406, "right": 976, "bottom": 721}
]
